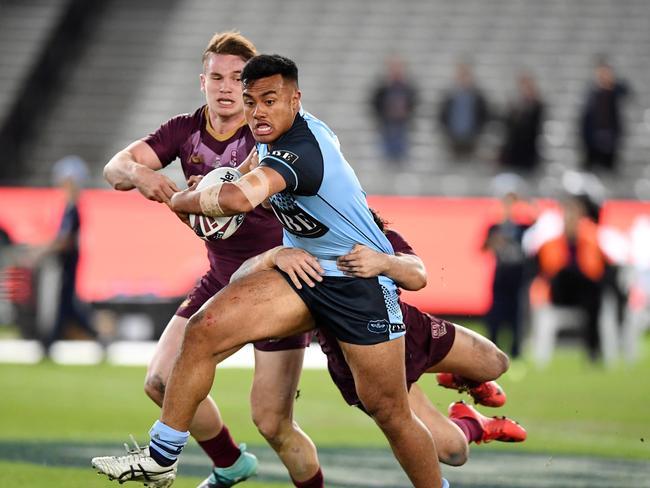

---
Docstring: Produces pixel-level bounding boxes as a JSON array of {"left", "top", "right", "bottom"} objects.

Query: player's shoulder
[
  {"left": 264, "top": 113, "right": 321, "bottom": 164},
  {"left": 163, "top": 106, "right": 205, "bottom": 129}
]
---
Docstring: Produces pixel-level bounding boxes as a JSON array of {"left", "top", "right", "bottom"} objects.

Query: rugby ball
[{"left": 189, "top": 167, "right": 246, "bottom": 241}]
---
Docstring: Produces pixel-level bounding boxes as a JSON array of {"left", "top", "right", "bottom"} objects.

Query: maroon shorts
[
  {"left": 319, "top": 301, "right": 456, "bottom": 407},
  {"left": 176, "top": 272, "right": 312, "bottom": 351}
]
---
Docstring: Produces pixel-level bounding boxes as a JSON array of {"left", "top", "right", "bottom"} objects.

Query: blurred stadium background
[{"left": 1, "top": 0, "right": 649, "bottom": 487}]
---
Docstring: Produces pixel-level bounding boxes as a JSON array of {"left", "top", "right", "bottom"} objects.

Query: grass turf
[
  {"left": 1, "top": 336, "right": 649, "bottom": 460},
  {"left": 0, "top": 460, "right": 288, "bottom": 488}
]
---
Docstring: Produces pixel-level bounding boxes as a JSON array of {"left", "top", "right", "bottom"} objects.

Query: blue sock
[
  {"left": 442, "top": 478, "right": 450, "bottom": 488},
  {"left": 148, "top": 420, "right": 190, "bottom": 467}
]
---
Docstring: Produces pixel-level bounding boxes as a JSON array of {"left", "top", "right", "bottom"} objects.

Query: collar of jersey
[{"left": 204, "top": 107, "right": 247, "bottom": 142}]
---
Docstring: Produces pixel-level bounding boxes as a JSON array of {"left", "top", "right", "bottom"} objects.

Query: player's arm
[
  {"left": 231, "top": 246, "right": 324, "bottom": 289},
  {"left": 337, "top": 245, "right": 427, "bottom": 291},
  {"left": 170, "top": 166, "right": 286, "bottom": 217},
  {"left": 104, "top": 140, "right": 180, "bottom": 204}
]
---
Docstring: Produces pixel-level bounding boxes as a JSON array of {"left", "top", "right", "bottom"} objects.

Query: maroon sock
[
  {"left": 197, "top": 425, "right": 241, "bottom": 468},
  {"left": 292, "top": 468, "right": 324, "bottom": 488},
  {"left": 451, "top": 417, "right": 483, "bottom": 444}
]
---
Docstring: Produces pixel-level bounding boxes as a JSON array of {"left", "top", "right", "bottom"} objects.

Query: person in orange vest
[{"left": 536, "top": 194, "right": 608, "bottom": 361}]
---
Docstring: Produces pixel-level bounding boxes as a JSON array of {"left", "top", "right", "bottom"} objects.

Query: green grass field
[{"left": 1, "top": 335, "right": 649, "bottom": 487}]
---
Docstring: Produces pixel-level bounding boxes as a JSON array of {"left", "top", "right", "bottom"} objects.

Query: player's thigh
[
  {"left": 427, "top": 324, "right": 508, "bottom": 380},
  {"left": 251, "top": 348, "right": 305, "bottom": 419},
  {"left": 191, "top": 270, "right": 313, "bottom": 352},
  {"left": 147, "top": 314, "right": 188, "bottom": 380},
  {"left": 339, "top": 337, "right": 410, "bottom": 414}
]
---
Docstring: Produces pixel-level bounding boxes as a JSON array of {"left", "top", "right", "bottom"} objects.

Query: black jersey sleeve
[{"left": 259, "top": 136, "right": 324, "bottom": 196}]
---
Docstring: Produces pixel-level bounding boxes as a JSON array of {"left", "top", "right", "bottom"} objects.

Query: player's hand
[
  {"left": 187, "top": 175, "right": 203, "bottom": 190},
  {"left": 133, "top": 166, "right": 179, "bottom": 204},
  {"left": 273, "top": 248, "right": 324, "bottom": 289},
  {"left": 238, "top": 148, "right": 259, "bottom": 174},
  {"left": 337, "top": 244, "right": 388, "bottom": 278}
]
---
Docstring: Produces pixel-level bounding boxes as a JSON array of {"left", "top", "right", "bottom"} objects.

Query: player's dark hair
[
  {"left": 241, "top": 54, "right": 299, "bottom": 87},
  {"left": 370, "top": 208, "right": 389, "bottom": 234},
  {"left": 202, "top": 31, "right": 257, "bottom": 66}
]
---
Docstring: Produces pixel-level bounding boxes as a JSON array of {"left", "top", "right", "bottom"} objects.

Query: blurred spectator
[
  {"left": 370, "top": 56, "right": 418, "bottom": 165},
  {"left": 34, "top": 156, "right": 97, "bottom": 350},
  {"left": 535, "top": 194, "right": 608, "bottom": 362},
  {"left": 438, "top": 62, "right": 489, "bottom": 161},
  {"left": 483, "top": 174, "right": 534, "bottom": 359},
  {"left": 499, "top": 72, "right": 545, "bottom": 173},
  {"left": 579, "top": 58, "right": 631, "bottom": 172}
]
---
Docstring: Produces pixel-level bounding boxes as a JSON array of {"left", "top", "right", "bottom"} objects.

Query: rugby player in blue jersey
[
  {"left": 100, "top": 35, "right": 321, "bottom": 488},
  {"left": 93, "top": 54, "right": 448, "bottom": 488}
]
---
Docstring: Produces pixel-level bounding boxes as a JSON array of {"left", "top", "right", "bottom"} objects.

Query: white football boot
[{"left": 91, "top": 436, "right": 177, "bottom": 487}]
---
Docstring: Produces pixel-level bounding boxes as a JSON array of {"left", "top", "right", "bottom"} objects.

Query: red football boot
[
  {"left": 448, "top": 401, "right": 527, "bottom": 444},
  {"left": 436, "top": 372, "right": 506, "bottom": 407}
]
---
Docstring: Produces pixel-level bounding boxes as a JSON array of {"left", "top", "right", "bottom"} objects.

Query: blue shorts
[{"left": 279, "top": 271, "right": 405, "bottom": 345}]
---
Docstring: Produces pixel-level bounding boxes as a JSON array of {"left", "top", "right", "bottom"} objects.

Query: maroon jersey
[
  {"left": 316, "top": 229, "right": 456, "bottom": 407},
  {"left": 144, "top": 105, "right": 283, "bottom": 286}
]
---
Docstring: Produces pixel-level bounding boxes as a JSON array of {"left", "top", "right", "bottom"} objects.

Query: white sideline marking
[
  {"left": 0, "top": 340, "right": 44, "bottom": 364},
  {"left": 0, "top": 339, "right": 329, "bottom": 369}
]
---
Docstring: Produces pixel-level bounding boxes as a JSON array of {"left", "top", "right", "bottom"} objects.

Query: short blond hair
[{"left": 202, "top": 31, "right": 257, "bottom": 69}]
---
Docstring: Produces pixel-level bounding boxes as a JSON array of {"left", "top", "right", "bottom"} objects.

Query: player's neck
[{"left": 206, "top": 109, "right": 245, "bottom": 137}]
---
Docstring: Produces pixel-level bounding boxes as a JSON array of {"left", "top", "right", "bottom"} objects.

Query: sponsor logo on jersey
[
  {"left": 230, "top": 149, "right": 238, "bottom": 166},
  {"left": 271, "top": 150, "right": 299, "bottom": 164},
  {"left": 367, "top": 319, "right": 390, "bottom": 334},
  {"left": 431, "top": 320, "right": 448, "bottom": 339},
  {"left": 269, "top": 195, "right": 328, "bottom": 238}
]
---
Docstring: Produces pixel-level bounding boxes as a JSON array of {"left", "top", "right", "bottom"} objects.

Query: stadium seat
[{"left": 529, "top": 287, "right": 619, "bottom": 368}]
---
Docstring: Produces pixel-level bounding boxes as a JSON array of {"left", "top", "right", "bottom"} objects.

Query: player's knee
[
  {"left": 143, "top": 373, "right": 165, "bottom": 406},
  {"left": 252, "top": 409, "right": 289, "bottom": 445},
  {"left": 476, "top": 340, "right": 510, "bottom": 381},
  {"left": 488, "top": 346, "right": 510, "bottom": 379},
  {"left": 184, "top": 310, "right": 213, "bottom": 348},
  {"left": 359, "top": 391, "right": 408, "bottom": 428},
  {"left": 185, "top": 309, "right": 234, "bottom": 354},
  {"left": 438, "top": 436, "right": 469, "bottom": 466}
]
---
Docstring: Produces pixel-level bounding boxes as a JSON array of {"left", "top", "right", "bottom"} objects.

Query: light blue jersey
[{"left": 259, "top": 109, "right": 395, "bottom": 277}]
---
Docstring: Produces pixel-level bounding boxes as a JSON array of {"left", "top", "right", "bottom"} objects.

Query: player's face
[
  {"left": 242, "top": 74, "right": 301, "bottom": 144},
  {"left": 200, "top": 53, "right": 246, "bottom": 119}
]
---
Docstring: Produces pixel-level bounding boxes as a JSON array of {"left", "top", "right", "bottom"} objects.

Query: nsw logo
[{"left": 367, "top": 319, "right": 389, "bottom": 334}]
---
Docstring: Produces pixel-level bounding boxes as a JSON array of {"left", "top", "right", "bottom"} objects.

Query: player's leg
[
  {"left": 431, "top": 323, "right": 510, "bottom": 408},
  {"left": 407, "top": 384, "right": 468, "bottom": 467},
  {"left": 160, "top": 269, "right": 314, "bottom": 436},
  {"left": 432, "top": 323, "right": 509, "bottom": 381},
  {"left": 251, "top": 346, "right": 323, "bottom": 487},
  {"left": 340, "top": 338, "right": 442, "bottom": 488},
  {"left": 146, "top": 315, "right": 225, "bottom": 440},
  {"left": 92, "top": 270, "right": 314, "bottom": 484},
  {"left": 147, "top": 314, "right": 256, "bottom": 485}
]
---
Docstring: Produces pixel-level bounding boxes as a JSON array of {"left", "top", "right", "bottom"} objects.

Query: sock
[
  {"left": 148, "top": 420, "right": 190, "bottom": 467},
  {"left": 292, "top": 468, "right": 324, "bottom": 488},
  {"left": 442, "top": 478, "right": 450, "bottom": 488},
  {"left": 451, "top": 417, "right": 483, "bottom": 444},
  {"left": 198, "top": 425, "right": 241, "bottom": 468}
]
